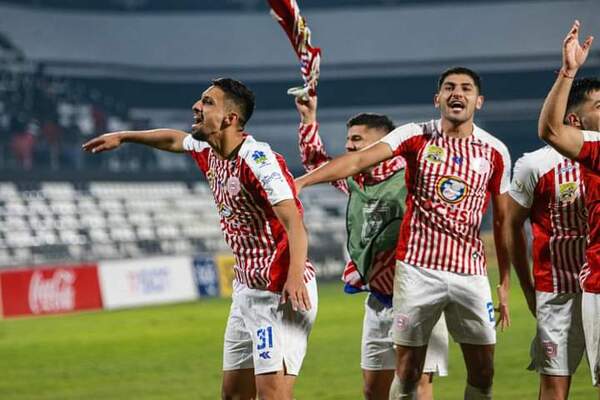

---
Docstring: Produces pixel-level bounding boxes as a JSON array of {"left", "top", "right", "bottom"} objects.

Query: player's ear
[
  {"left": 224, "top": 112, "right": 240, "bottom": 127},
  {"left": 475, "top": 95, "right": 484, "bottom": 110},
  {"left": 566, "top": 112, "right": 583, "bottom": 128},
  {"left": 433, "top": 93, "right": 440, "bottom": 109}
]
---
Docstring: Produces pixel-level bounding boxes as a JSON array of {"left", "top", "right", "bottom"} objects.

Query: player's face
[
  {"left": 345, "top": 125, "right": 386, "bottom": 152},
  {"left": 434, "top": 74, "right": 483, "bottom": 124},
  {"left": 191, "top": 86, "right": 229, "bottom": 141},
  {"left": 576, "top": 89, "right": 600, "bottom": 132}
]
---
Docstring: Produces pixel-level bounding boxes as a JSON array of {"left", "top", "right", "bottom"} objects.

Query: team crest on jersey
[
  {"left": 437, "top": 176, "right": 469, "bottom": 204},
  {"left": 218, "top": 203, "right": 234, "bottom": 219},
  {"left": 558, "top": 182, "right": 578, "bottom": 203},
  {"left": 252, "top": 150, "right": 269, "bottom": 166},
  {"left": 423, "top": 144, "right": 446, "bottom": 164},
  {"left": 227, "top": 177, "right": 241, "bottom": 196}
]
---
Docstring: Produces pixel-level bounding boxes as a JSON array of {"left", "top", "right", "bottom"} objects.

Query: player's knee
[
  {"left": 362, "top": 381, "right": 385, "bottom": 400},
  {"left": 468, "top": 364, "right": 494, "bottom": 388}
]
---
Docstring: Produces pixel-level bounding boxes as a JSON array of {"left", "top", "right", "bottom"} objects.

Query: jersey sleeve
[
  {"left": 182, "top": 134, "right": 211, "bottom": 173},
  {"left": 575, "top": 130, "right": 600, "bottom": 172},
  {"left": 509, "top": 154, "right": 538, "bottom": 208},
  {"left": 379, "top": 122, "right": 423, "bottom": 157},
  {"left": 245, "top": 144, "right": 295, "bottom": 206},
  {"left": 298, "top": 122, "right": 349, "bottom": 194},
  {"left": 488, "top": 142, "right": 512, "bottom": 195}
]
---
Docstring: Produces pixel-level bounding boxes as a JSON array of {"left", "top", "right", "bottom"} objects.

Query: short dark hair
[
  {"left": 211, "top": 78, "right": 255, "bottom": 127},
  {"left": 346, "top": 113, "right": 395, "bottom": 134},
  {"left": 437, "top": 67, "right": 482, "bottom": 94},
  {"left": 566, "top": 77, "right": 600, "bottom": 115}
]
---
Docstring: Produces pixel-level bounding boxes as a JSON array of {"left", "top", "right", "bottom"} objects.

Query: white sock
[
  {"left": 464, "top": 383, "right": 492, "bottom": 400},
  {"left": 389, "top": 375, "right": 417, "bottom": 400}
]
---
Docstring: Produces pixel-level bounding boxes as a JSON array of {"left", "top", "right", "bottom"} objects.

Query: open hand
[
  {"left": 495, "top": 283, "right": 511, "bottom": 331},
  {"left": 562, "top": 20, "right": 594, "bottom": 75},
  {"left": 82, "top": 132, "right": 123, "bottom": 154}
]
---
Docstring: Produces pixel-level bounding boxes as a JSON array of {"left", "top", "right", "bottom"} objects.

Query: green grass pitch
[{"left": 0, "top": 271, "right": 596, "bottom": 399}]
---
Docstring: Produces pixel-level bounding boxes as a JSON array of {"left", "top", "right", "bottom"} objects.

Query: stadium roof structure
[{"left": 0, "top": 0, "right": 564, "bottom": 13}]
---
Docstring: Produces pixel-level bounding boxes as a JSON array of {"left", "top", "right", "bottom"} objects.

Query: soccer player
[
  {"left": 538, "top": 20, "right": 600, "bottom": 393},
  {"left": 295, "top": 95, "right": 448, "bottom": 399},
  {"left": 83, "top": 78, "right": 318, "bottom": 400},
  {"left": 295, "top": 67, "right": 512, "bottom": 400},
  {"left": 506, "top": 145, "right": 587, "bottom": 400}
]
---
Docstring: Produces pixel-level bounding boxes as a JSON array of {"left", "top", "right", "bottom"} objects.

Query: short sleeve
[
  {"left": 379, "top": 123, "right": 423, "bottom": 156},
  {"left": 509, "top": 154, "right": 538, "bottom": 209},
  {"left": 182, "top": 135, "right": 210, "bottom": 153},
  {"left": 488, "top": 143, "right": 512, "bottom": 195},
  {"left": 245, "top": 145, "right": 294, "bottom": 205},
  {"left": 575, "top": 130, "right": 600, "bottom": 172}
]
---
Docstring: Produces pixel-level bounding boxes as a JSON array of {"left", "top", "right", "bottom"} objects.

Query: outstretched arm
[
  {"left": 82, "top": 129, "right": 188, "bottom": 154},
  {"left": 538, "top": 20, "right": 593, "bottom": 159},
  {"left": 504, "top": 197, "right": 535, "bottom": 317},
  {"left": 296, "top": 141, "right": 393, "bottom": 190},
  {"left": 492, "top": 192, "right": 512, "bottom": 330},
  {"left": 273, "top": 199, "right": 311, "bottom": 312}
]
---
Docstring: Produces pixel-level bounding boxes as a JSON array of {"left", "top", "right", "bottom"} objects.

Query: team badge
[
  {"left": 423, "top": 145, "right": 446, "bottom": 164},
  {"left": 542, "top": 340, "right": 558, "bottom": 359},
  {"left": 395, "top": 314, "right": 410, "bottom": 331},
  {"left": 436, "top": 176, "right": 469, "bottom": 204},
  {"left": 227, "top": 177, "right": 241, "bottom": 196},
  {"left": 252, "top": 150, "right": 269, "bottom": 166},
  {"left": 471, "top": 157, "right": 490, "bottom": 175},
  {"left": 558, "top": 182, "right": 578, "bottom": 203}
]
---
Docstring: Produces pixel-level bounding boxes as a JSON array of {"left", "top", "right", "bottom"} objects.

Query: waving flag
[{"left": 268, "top": 0, "right": 321, "bottom": 98}]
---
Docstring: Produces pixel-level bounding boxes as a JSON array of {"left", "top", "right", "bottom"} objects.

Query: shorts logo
[
  {"left": 252, "top": 150, "right": 269, "bottom": 166},
  {"left": 471, "top": 157, "right": 491, "bottom": 175},
  {"left": 257, "top": 326, "right": 274, "bottom": 360},
  {"left": 511, "top": 179, "right": 524, "bottom": 193},
  {"left": 395, "top": 314, "right": 410, "bottom": 331},
  {"left": 558, "top": 182, "right": 578, "bottom": 203},
  {"left": 486, "top": 302, "right": 495, "bottom": 323},
  {"left": 437, "top": 176, "right": 469, "bottom": 204},
  {"left": 542, "top": 340, "right": 557, "bottom": 359},
  {"left": 424, "top": 145, "right": 446, "bottom": 164},
  {"left": 227, "top": 177, "right": 241, "bottom": 196}
]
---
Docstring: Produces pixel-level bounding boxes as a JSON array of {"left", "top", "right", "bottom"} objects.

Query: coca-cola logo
[{"left": 28, "top": 269, "right": 76, "bottom": 314}]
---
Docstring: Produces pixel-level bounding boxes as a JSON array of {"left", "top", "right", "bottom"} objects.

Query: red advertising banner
[{"left": 0, "top": 264, "right": 103, "bottom": 318}]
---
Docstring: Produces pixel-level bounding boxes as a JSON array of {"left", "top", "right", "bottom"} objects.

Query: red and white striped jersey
[
  {"left": 510, "top": 146, "right": 587, "bottom": 293},
  {"left": 183, "top": 134, "right": 316, "bottom": 292},
  {"left": 380, "top": 119, "right": 511, "bottom": 275},
  {"left": 298, "top": 123, "right": 406, "bottom": 194},
  {"left": 575, "top": 130, "right": 600, "bottom": 293},
  {"left": 298, "top": 122, "right": 405, "bottom": 297}
]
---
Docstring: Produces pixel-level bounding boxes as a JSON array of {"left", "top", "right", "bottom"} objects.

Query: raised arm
[
  {"left": 504, "top": 197, "right": 535, "bottom": 317},
  {"left": 538, "top": 20, "right": 593, "bottom": 159},
  {"left": 272, "top": 199, "right": 311, "bottom": 311},
  {"left": 295, "top": 95, "right": 349, "bottom": 194},
  {"left": 296, "top": 141, "right": 393, "bottom": 190},
  {"left": 82, "top": 129, "right": 189, "bottom": 154}
]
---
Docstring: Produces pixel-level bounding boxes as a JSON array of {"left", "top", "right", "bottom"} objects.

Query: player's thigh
[
  {"left": 222, "top": 368, "right": 256, "bottom": 399},
  {"left": 582, "top": 292, "right": 600, "bottom": 387},
  {"left": 392, "top": 261, "right": 446, "bottom": 347},
  {"left": 460, "top": 343, "right": 495, "bottom": 385},
  {"left": 531, "top": 291, "right": 585, "bottom": 376},
  {"left": 445, "top": 272, "right": 495, "bottom": 345},
  {"left": 361, "top": 294, "right": 395, "bottom": 371},
  {"left": 255, "top": 370, "right": 295, "bottom": 400}
]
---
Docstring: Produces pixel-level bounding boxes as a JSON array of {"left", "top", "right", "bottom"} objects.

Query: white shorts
[
  {"left": 582, "top": 291, "right": 600, "bottom": 386},
  {"left": 222, "top": 278, "right": 318, "bottom": 376},
  {"left": 527, "top": 291, "right": 585, "bottom": 376},
  {"left": 361, "top": 294, "right": 449, "bottom": 376},
  {"left": 392, "top": 261, "right": 496, "bottom": 346}
]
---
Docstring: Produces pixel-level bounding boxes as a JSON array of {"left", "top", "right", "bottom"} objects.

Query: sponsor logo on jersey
[
  {"left": 471, "top": 157, "right": 491, "bottom": 175},
  {"left": 436, "top": 176, "right": 469, "bottom": 204},
  {"left": 259, "top": 172, "right": 283, "bottom": 187},
  {"left": 560, "top": 164, "right": 576, "bottom": 174},
  {"left": 558, "top": 182, "right": 578, "bottom": 203},
  {"left": 423, "top": 144, "right": 446, "bottom": 164},
  {"left": 218, "top": 203, "right": 234, "bottom": 219},
  {"left": 252, "top": 150, "right": 269, "bottom": 166}
]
